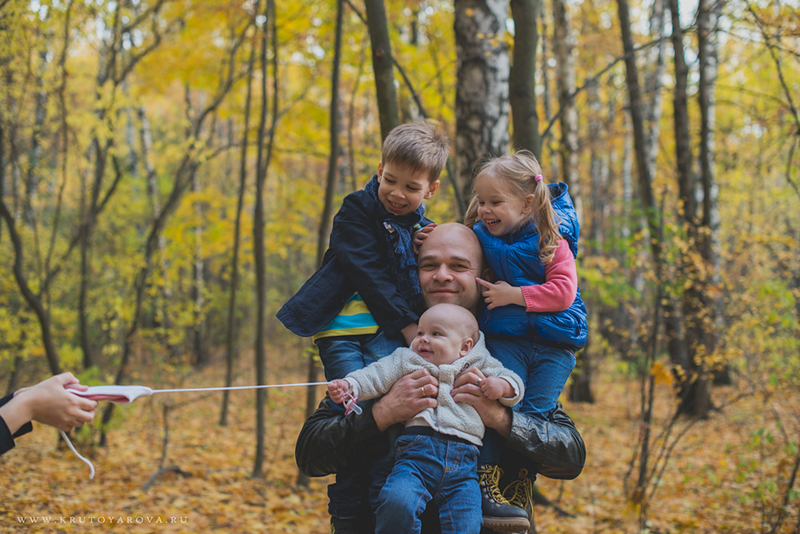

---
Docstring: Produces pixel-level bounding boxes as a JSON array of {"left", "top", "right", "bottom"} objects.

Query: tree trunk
[
  {"left": 552, "top": 0, "right": 582, "bottom": 225},
  {"left": 192, "top": 166, "right": 206, "bottom": 365},
  {"left": 697, "top": 0, "right": 727, "bottom": 386},
  {"left": 669, "top": 0, "right": 711, "bottom": 417},
  {"left": 252, "top": 0, "right": 278, "bottom": 478},
  {"left": 617, "top": 0, "right": 690, "bottom": 400},
  {"left": 588, "top": 81, "right": 603, "bottom": 251},
  {"left": 644, "top": 0, "right": 666, "bottom": 180},
  {"left": 454, "top": 0, "right": 510, "bottom": 201},
  {"left": 0, "top": 200, "right": 61, "bottom": 375},
  {"left": 221, "top": 16, "right": 258, "bottom": 428},
  {"left": 364, "top": 0, "right": 399, "bottom": 142},
  {"left": 139, "top": 106, "right": 174, "bottom": 343},
  {"left": 0, "top": 114, "right": 4, "bottom": 243},
  {"left": 509, "top": 0, "right": 540, "bottom": 157},
  {"left": 540, "top": 7, "right": 559, "bottom": 181},
  {"left": 297, "top": 0, "right": 346, "bottom": 488}
]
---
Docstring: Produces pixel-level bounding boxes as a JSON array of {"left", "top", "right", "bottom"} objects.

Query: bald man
[{"left": 296, "top": 223, "right": 585, "bottom": 534}]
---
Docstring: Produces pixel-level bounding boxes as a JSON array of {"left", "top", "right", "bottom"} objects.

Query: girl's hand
[
  {"left": 327, "top": 379, "right": 351, "bottom": 405},
  {"left": 475, "top": 278, "right": 526, "bottom": 309},
  {"left": 412, "top": 223, "right": 437, "bottom": 254}
]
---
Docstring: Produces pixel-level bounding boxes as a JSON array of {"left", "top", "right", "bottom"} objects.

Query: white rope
[
  {"left": 62, "top": 381, "right": 330, "bottom": 480},
  {"left": 152, "top": 381, "right": 328, "bottom": 394},
  {"left": 60, "top": 430, "right": 95, "bottom": 479}
]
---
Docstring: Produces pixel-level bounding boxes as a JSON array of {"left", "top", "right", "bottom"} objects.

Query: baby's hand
[
  {"left": 327, "top": 379, "right": 351, "bottom": 405},
  {"left": 412, "top": 223, "right": 437, "bottom": 254},
  {"left": 479, "top": 376, "right": 513, "bottom": 401}
]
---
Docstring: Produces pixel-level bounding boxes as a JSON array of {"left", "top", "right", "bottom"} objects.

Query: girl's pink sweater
[{"left": 521, "top": 239, "right": 578, "bottom": 313}]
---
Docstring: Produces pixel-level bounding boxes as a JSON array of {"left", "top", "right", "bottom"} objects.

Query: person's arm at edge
[{"left": 0, "top": 392, "right": 34, "bottom": 455}]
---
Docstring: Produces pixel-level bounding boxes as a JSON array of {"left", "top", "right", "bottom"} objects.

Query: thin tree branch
[
  {"left": 0, "top": 198, "right": 62, "bottom": 375},
  {"left": 542, "top": 35, "right": 669, "bottom": 141},
  {"left": 41, "top": 154, "right": 125, "bottom": 295},
  {"left": 746, "top": 3, "right": 800, "bottom": 132}
]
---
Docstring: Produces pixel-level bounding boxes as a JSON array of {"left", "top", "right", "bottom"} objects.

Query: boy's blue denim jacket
[{"left": 277, "top": 176, "right": 432, "bottom": 338}]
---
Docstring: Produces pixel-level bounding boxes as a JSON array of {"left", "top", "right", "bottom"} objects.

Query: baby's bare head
[{"left": 412, "top": 304, "right": 479, "bottom": 366}]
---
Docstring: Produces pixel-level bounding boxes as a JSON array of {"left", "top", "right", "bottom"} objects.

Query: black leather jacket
[{"left": 295, "top": 397, "right": 585, "bottom": 482}]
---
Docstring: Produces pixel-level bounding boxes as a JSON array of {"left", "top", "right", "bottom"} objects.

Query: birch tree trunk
[
  {"left": 552, "top": 0, "right": 582, "bottom": 225},
  {"left": 509, "top": 0, "right": 540, "bottom": 157},
  {"left": 617, "top": 0, "right": 689, "bottom": 391},
  {"left": 644, "top": 0, "right": 666, "bottom": 179},
  {"left": 454, "top": 0, "right": 510, "bottom": 201},
  {"left": 364, "top": 0, "right": 399, "bottom": 142},
  {"left": 540, "top": 11, "right": 559, "bottom": 181},
  {"left": 139, "top": 107, "right": 174, "bottom": 346},
  {"left": 697, "top": 0, "right": 726, "bottom": 385}
]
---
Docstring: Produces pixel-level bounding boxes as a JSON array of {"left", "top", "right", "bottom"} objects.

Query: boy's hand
[
  {"left": 475, "top": 278, "right": 525, "bottom": 309},
  {"left": 412, "top": 223, "right": 437, "bottom": 254},
  {"left": 479, "top": 376, "right": 514, "bottom": 401},
  {"left": 327, "top": 379, "right": 351, "bottom": 405}
]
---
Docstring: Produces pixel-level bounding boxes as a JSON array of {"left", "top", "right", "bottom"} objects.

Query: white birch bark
[
  {"left": 552, "top": 0, "right": 582, "bottom": 225},
  {"left": 454, "top": 0, "right": 510, "bottom": 200}
]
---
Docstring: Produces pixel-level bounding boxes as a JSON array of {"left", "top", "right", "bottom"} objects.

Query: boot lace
[
  {"left": 502, "top": 468, "right": 533, "bottom": 513},
  {"left": 479, "top": 464, "right": 512, "bottom": 504}
]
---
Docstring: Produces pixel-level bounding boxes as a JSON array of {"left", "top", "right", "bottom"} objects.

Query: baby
[{"left": 328, "top": 303, "right": 524, "bottom": 534}]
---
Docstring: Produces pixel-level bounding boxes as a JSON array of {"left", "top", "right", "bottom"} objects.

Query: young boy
[
  {"left": 277, "top": 122, "right": 449, "bottom": 531},
  {"left": 328, "top": 304, "right": 525, "bottom": 534}
]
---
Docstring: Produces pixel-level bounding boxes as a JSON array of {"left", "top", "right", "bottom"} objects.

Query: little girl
[{"left": 464, "top": 151, "right": 588, "bottom": 521}]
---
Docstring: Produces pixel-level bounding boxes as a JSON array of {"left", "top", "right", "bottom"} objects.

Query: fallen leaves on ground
[{"left": 2, "top": 355, "right": 797, "bottom": 533}]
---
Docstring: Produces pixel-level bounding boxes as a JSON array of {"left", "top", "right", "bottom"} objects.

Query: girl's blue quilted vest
[{"left": 474, "top": 182, "right": 588, "bottom": 349}]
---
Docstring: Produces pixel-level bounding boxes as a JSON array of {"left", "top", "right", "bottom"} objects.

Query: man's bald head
[{"left": 417, "top": 223, "right": 486, "bottom": 316}]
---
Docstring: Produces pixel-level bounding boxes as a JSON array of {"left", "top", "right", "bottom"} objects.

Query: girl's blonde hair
[{"left": 463, "top": 151, "right": 562, "bottom": 264}]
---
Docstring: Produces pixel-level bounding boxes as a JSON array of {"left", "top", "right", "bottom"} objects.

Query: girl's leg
[{"left": 520, "top": 344, "right": 576, "bottom": 414}]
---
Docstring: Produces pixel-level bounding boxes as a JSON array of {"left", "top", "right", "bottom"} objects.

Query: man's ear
[
  {"left": 460, "top": 338, "right": 474, "bottom": 357},
  {"left": 480, "top": 267, "right": 495, "bottom": 283},
  {"left": 424, "top": 179, "right": 440, "bottom": 199}
]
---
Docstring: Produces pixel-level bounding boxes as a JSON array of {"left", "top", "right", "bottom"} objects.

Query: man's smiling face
[{"left": 417, "top": 223, "right": 484, "bottom": 316}]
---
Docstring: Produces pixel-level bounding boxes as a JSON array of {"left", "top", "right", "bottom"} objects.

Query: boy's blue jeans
[
  {"left": 315, "top": 332, "right": 404, "bottom": 521},
  {"left": 480, "top": 335, "right": 576, "bottom": 464},
  {"left": 375, "top": 430, "right": 482, "bottom": 534}
]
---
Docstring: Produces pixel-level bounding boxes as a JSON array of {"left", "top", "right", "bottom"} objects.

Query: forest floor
[{"left": 0, "top": 349, "right": 796, "bottom": 533}]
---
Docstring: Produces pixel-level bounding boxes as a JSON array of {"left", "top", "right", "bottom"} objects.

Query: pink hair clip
[
  {"left": 343, "top": 391, "right": 362, "bottom": 415},
  {"left": 534, "top": 174, "right": 543, "bottom": 182}
]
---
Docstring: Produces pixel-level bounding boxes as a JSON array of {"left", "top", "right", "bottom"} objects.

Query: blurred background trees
[{"left": 1, "top": 0, "right": 798, "bottom": 520}]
